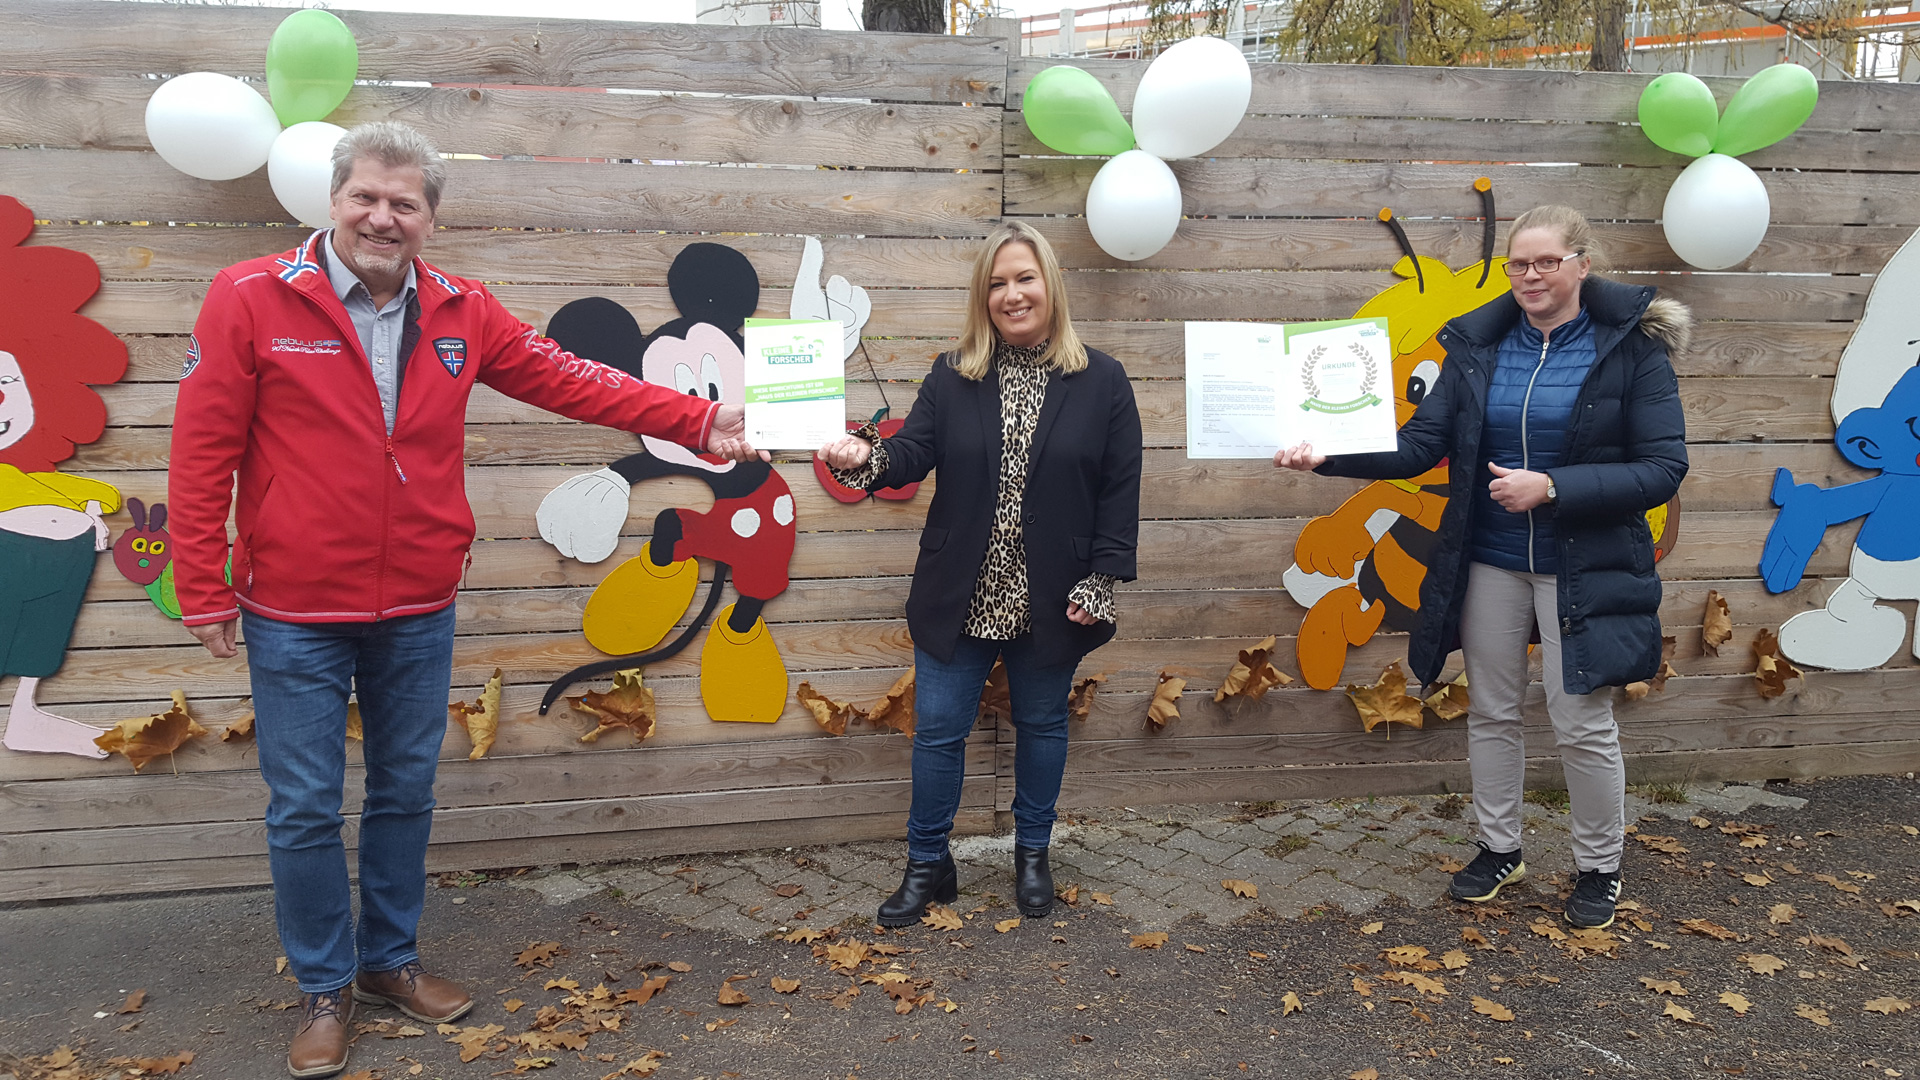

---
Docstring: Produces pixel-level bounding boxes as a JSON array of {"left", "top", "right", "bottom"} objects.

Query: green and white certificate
[
  {"left": 742, "top": 318, "right": 846, "bottom": 450},
  {"left": 1185, "top": 317, "right": 1397, "bottom": 458}
]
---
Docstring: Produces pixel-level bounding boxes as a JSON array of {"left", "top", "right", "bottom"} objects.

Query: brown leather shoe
[
  {"left": 287, "top": 989, "right": 353, "bottom": 1078},
  {"left": 353, "top": 959, "right": 473, "bottom": 1024}
]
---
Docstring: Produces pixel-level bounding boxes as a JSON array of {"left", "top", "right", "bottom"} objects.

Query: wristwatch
[{"left": 1545, "top": 475, "right": 1558, "bottom": 504}]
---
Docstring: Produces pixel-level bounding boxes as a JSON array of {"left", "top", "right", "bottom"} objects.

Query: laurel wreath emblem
[{"left": 1300, "top": 342, "right": 1377, "bottom": 402}]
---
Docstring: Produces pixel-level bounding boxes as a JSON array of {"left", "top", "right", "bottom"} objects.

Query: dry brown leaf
[
  {"left": 515, "top": 941, "right": 560, "bottom": 968},
  {"left": 1794, "top": 1003, "right": 1831, "bottom": 1026},
  {"left": 447, "top": 1023, "right": 506, "bottom": 1063},
  {"left": 1058, "top": 883, "right": 1080, "bottom": 905},
  {"left": 1636, "top": 833, "right": 1689, "bottom": 855},
  {"left": 1359, "top": 921, "right": 1384, "bottom": 935},
  {"left": 822, "top": 941, "right": 870, "bottom": 969},
  {"left": 1742, "top": 873, "right": 1772, "bottom": 887},
  {"left": 221, "top": 712, "right": 255, "bottom": 742},
  {"left": 613, "top": 975, "right": 671, "bottom": 1006},
  {"left": 1663, "top": 1001, "right": 1696, "bottom": 1023},
  {"left": 1214, "top": 635, "right": 1292, "bottom": 703},
  {"left": 1471, "top": 996, "right": 1515, "bottom": 1021},
  {"left": 127, "top": 1052, "right": 194, "bottom": 1075},
  {"left": 1528, "top": 919, "right": 1568, "bottom": 942},
  {"left": 1462, "top": 927, "right": 1492, "bottom": 949},
  {"left": 1768, "top": 903, "right": 1798, "bottom": 925},
  {"left": 716, "top": 981, "right": 751, "bottom": 1006},
  {"left": 1702, "top": 590, "right": 1732, "bottom": 655},
  {"left": 994, "top": 917, "right": 1022, "bottom": 933},
  {"left": 976, "top": 660, "right": 1011, "bottom": 723},
  {"left": 570, "top": 669, "right": 656, "bottom": 743},
  {"left": 543, "top": 977, "right": 578, "bottom": 991},
  {"left": 1089, "top": 892, "right": 1113, "bottom": 906},
  {"left": 666, "top": 961, "right": 693, "bottom": 973},
  {"left": 1184, "top": 943, "right": 1207, "bottom": 954},
  {"left": 603, "top": 1050, "right": 669, "bottom": 1078},
  {"left": 1422, "top": 672, "right": 1471, "bottom": 720},
  {"left": 1863, "top": 996, "right": 1912, "bottom": 1015},
  {"left": 1379, "top": 970, "right": 1447, "bottom": 997},
  {"left": 1719, "top": 991, "right": 1752, "bottom": 1014},
  {"left": 1350, "top": 1070, "right": 1379, "bottom": 1080},
  {"left": 1751, "top": 628, "right": 1804, "bottom": 699},
  {"left": 1678, "top": 918, "right": 1737, "bottom": 941},
  {"left": 921, "top": 905, "right": 963, "bottom": 932},
  {"left": 117, "top": 989, "right": 147, "bottom": 1014},
  {"left": 1622, "top": 680, "right": 1651, "bottom": 701},
  {"left": 94, "top": 691, "right": 208, "bottom": 772},
  {"left": 1743, "top": 953, "right": 1787, "bottom": 976},
  {"left": 1814, "top": 873, "right": 1864, "bottom": 895},
  {"left": 1380, "top": 945, "right": 1430, "bottom": 967},
  {"left": 1146, "top": 673, "right": 1186, "bottom": 730},
  {"left": 794, "top": 681, "right": 859, "bottom": 736},
  {"left": 772, "top": 883, "right": 803, "bottom": 898},
  {"left": 1347, "top": 662, "right": 1426, "bottom": 735},
  {"left": 866, "top": 669, "right": 917, "bottom": 736},
  {"left": 447, "top": 668, "right": 503, "bottom": 760},
  {"left": 1067, "top": 674, "right": 1106, "bottom": 721},
  {"left": 1221, "top": 879, "right": 1258, "bottom": 899},
  {"left": 1130, "top": 932, "right": 1169, "bottom": 950},
  {"left": 502, "top": 998, "right": 525, "bottom": 1013},
  {"left": 770, "top": 977, "right": 800, "bottom": 994},
  {"left": 1280, "top": 991, "right": 1303, "bottom": 1015},
  {"left": 1441, "top": 949, "right": 1470, "bottom": 970},
  {"left": 782, "top": 927, "right": 827, "bottom": 944},
  {"left": 1640, "top": 977, "right": 1686, "bottom": 996}
]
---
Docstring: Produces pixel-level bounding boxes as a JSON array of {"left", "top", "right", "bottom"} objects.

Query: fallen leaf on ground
[
  {"left": 1743, "top": 953, "right": 1787, "bottom": 976},
  {"left": 502, "top": 998, "right": 525, "bottom": 1013},
  {"left": 1379, "top": 970, "right": 1447, "bottom": 997},
  {"left": 1347, "top": 662, "right": 1426, "bottom": 734},
  {"left": 1067, "top": 674, "right": 1106, "bottom": 721},
  {"left": 570, "top": 669, "right": 656, "bottom": 743},
  {"left": 1058, "top": 883, "right": 1080, "bottom": 905},
  {"left": 614, "top": 975, "right": 671, "bottom": 1006},
  {"left": 515, "top": 941, "right": 561, "bottom": 968},
  {"left": 1814, "top": 873, "right": 1863, "bottom": 895},
  {"left": 1863, "top": 996, "right": 1912, "bottom": 1015},
  {"left": 117, "top": 989, "right": 147, "bottom": 1014},
  {"left": 1794, "top": 1003, "right": 1831, "bottom": 1026},
  {"left": 1184, "top": 943, "right": 1206, "bottom": 954},
  {"left": 447, "top": 1023, "right": 505, "bottom": 1063},
  {"left": 94, "top": 691, "right": 208, "bottom": 772},
  {"left": 1742, "top": 873, "right": 1772, "bottom": 887},
  {"left": 1702, "top": 590, "right": 1732, "bottom": 654},
  {"left": 795, "top": 681, "right": 859, "bottom": 735},
  {"left": 1636, "top": 833, "right": 1689, "bottom": 855},
  {"left": 1089, "top": 892, "right": 1113, "bottom": 906},
  {"left": 770, "top": 977, "right": 800, "bottom": 994},
  {"left": 866, "top": 669, "right": 917, "bottom": 736},
  {"left": 1281, "top": 991, "right": 1303, "bottom": 1015},
  {"left": 1380, "top": 945, "right": 1430, "bottom": 967},
  {"left": 1663, "top": 1001, "right": 1695, "bottom": 1023},
  {"left": 448, "top": 668, "right": 503, "bottom": 760},
  {"left": 717, "top": 981, "right": 751, "bottom": 1006},
  {"left": 782, "top": 928, "right": 827, "bottom": 944},
  {"left": 1130, "top": 932, "right": 1169, "bottom": 950},
  {"left": 1423, "top": 672, "right": 1471, "bottom": 720},
  {"left": 666, "top": 961, "right": 693, "bottom": 973},
  {"left": 922, "top": 905, "right": 964, "bottom": 932},
  {"left": 1640, "top": 977, "right": 1686, "bottom": 996},
  {"left": 1461, "top": 927, "right": 1492, "bottom": 949},
  {"left": 222, "top": 713, "right": 255, "bottom": 742},
  {"left": 994, "top": 918, "right": 1021, "bottom": 933},
  {"left": 1441, "top": 949, "right": 1470, "bottom": 970},
  {"left": 1215, "top": 636, "right": 1292, "bottom": 703},
  {"left": 1769, "top": 904, "right": 1798, "bottom": 925},
  {"left": 1678, "top": 918, "right": 1737, "bottom": 941},
  {"left": 1350, "top": 1070, "right": 1379, "bottom": 1080},
  {"left": 1359, "top": 921, "right": 1384, "bottom": 935},
  {"left": 1719, "top": 991, "right": 1752, "bottom": 1015},
  {"left": 126, "top": 1053, "right": 195, "bottom": 1075},
  {"left": 772, "top": 883, "right": 803, "bottom": 898},
  {"left": 1472, "top": 996, "right": 1514, "bottom": 1021},
  {"left": 543, "top": 977, "right": 578, "bottom": 991},
  {"left": 514, "top": 1057, "right": 557, "bottom": 1070},
  {"left": 603, "top": 1050, "right": 669, "bottom": 1077},
  {"left": 1221, "top": 879, "right": 1258, "bottom": 899},
  {"left": 1146, "top": 673, "right": 1186, "bottom": 730},
  {"left": 1751, "top": 628, "right": 1803, "bottom": 699}
]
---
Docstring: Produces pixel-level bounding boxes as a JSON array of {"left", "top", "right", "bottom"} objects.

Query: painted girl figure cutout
[{"left": 0, "top": 194, "right": 128, "bottom": 758}]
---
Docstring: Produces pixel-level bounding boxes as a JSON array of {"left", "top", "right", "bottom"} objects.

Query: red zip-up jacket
[{"left": 169, "top": 231, "right": 717, "bottom": 626}]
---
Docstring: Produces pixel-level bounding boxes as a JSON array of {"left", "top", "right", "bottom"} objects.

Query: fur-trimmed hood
[{"left": 1637, "top": 295, "right": 1692, "bottom": 360}]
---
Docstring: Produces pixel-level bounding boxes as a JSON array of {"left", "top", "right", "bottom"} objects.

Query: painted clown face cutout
[
  {"left": 0, "top": 351, "right": 34, "bottom": 453},
  {"left": 640, "top": 322, "right": 745, "bottom": 471}
]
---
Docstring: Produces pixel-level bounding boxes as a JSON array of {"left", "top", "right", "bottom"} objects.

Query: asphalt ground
[{"left": 3, "top": 774, "right": 1917, "bottom": 1080}]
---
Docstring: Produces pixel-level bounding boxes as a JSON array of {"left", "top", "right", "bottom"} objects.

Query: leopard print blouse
[{"left": 830, "top": 341, "right": 1116, "bottom": 638}]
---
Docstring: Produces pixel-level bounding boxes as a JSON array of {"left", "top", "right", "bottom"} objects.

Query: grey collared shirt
[{"left": 321, "top": 231, "right": 416, "bottom": 434}]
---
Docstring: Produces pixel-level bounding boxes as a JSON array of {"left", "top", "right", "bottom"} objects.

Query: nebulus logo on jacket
[
  {"left": 434, "top": 337, "right": 467, "bottom": 378},
  {"left": 269, "top": 336, "right": 344, "bottom": 356}
]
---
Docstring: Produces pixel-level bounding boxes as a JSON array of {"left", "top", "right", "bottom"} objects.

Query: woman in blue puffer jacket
[{"left": 1275, "top": 205, "right": 1690, "bottom": 931}]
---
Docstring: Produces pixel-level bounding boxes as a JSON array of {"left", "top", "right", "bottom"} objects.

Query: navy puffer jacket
[
  {"left": 1470, "top": 308, "right": 1597, "bottom": 573},
  {"left": 1316, "top": 276, "right": 1690, "bottom": 694}
]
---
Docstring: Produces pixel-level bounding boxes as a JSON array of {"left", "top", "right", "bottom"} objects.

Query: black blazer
[{"left": 869, "top": 348, "right": 1143, "bottom": 667}]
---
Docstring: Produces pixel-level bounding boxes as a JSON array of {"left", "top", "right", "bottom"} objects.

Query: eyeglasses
[{"left": 1503, "top": 252, "right": 1585, "bottom": 277}]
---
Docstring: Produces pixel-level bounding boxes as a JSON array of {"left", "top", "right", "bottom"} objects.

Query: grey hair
[{"left": 329, "top": 122, "right": 447, "bottom": 212}]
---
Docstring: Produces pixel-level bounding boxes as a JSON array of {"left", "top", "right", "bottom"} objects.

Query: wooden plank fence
[{"left": 2, "top": 1, "right": 1916, "bottom": 901}]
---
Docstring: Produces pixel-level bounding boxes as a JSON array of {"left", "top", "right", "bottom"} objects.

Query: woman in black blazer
[{"left": 820, "top": 220, "right": 1143, "bottom": 925}]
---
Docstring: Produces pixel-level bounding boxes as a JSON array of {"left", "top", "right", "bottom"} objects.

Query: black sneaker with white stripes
[
  {"left": 1565, "top": 868, "right": 1623, "bottom": 929},
  {"left": 1448, "top": 843, "right": 1525, "bottom": 902}
]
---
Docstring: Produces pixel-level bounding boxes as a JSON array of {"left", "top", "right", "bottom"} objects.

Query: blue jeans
[
  {"left": 908, "top": 635, "right": 1075, "bottom": 862},
  {"left": 243, "top": 605, "right": 456, "bottom": 993}
]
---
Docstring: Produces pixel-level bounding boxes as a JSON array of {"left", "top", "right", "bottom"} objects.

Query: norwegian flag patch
[
  {"left": 181, "top": 334, "right": 203, "bottom": 379},
  {"left": 434, "top": 337, "right": 467, "bottom": 378}
]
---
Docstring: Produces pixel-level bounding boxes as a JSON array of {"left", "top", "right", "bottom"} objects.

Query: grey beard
[{"left": 344, "top": 246, "right": 408, "bottom": 280}]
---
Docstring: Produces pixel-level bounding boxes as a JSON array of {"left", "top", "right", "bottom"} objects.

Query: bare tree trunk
[
  {"left": 1591, "top": 0, "right": 1630, "bottom": 70},
  {"left": 1374, "top": 0, "right": 1412, "bottom": 64},
  {"left": 864, "top": 0, "right": 944, "bottom": 33}
]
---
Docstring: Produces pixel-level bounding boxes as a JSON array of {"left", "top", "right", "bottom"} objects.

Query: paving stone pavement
[{"left": 508, "top": 782, "right": 1810, "bottom": 934}]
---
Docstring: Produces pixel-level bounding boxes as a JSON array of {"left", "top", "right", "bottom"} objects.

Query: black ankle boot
[
  {"left": 877, "top": 854, "right": 958, "bottom": 927},
  {"left": 1013, "top": 845, "right": 1053, "bottom": 918}
]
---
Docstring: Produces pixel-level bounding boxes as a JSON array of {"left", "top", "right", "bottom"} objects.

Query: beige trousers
[{"left": 1458, "top": 562, "right": 1625, "bottom": 873}]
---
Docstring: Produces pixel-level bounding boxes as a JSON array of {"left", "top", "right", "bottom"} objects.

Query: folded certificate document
[
  {"left": 742, "top": 318, "right": 846, "bottom": 450},
  {"left": 1185, "top": 317, "right": 1398, "bottom": 459}
]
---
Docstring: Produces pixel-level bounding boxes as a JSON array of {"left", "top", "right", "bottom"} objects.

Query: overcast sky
[{"left": 180, "top": 0, "right": 1072, "bottom": 32}]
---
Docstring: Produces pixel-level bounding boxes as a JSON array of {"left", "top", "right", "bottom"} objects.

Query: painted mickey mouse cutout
[{"left": 536, "top": 239, "right": 869, "bottom": 723}]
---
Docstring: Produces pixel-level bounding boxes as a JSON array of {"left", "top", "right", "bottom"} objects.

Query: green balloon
[
  {"left": 1713, "top": 63, "right": 1819, "bottom": 157},
  {"left": 1023, "top": 65, "right": 1134, "bottom": 157},
  {"left": 266, "top": 9, "right": 359, "bottom": 127},
  {"left": 1638, "top": 72, "right": 1718, "bottom": 158}
]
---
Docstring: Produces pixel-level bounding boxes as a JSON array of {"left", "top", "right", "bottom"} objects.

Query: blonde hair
[
  {"left": 953, "top": 221, "right": 1087, "bottom": 380},
  {"left": 1508, "top": 204, "right": 1608, "bottom": 273}
]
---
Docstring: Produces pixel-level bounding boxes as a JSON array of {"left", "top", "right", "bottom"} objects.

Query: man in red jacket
[{"left": 169, "top": 122, "right": 760, "bottom": 1079}]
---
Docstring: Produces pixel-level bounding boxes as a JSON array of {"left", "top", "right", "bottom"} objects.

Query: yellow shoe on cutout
[
  {"left": 582, "top": 542, "right": 699, "bottom": 655},
  {"left": 700, "top": 605, "right": 788, "bottom": 723}
]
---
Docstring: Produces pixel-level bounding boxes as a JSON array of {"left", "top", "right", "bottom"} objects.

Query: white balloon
[
  {"left": 1131, "top": 36, "right": 1253, "bottom": 160},
  {"left": 1085, "top": 150, "right": 1183, "bottom": 262},
  {"left": 144, "top": 72, "right": 280, "bottom": 181},
  {"left": 1661, "top": 153, "right": 1770, "bottom": 271},
  {"left": 269, "top": 122, "right": 347, "bottom": 228}
]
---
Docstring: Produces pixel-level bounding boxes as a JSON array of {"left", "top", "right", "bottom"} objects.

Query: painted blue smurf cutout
[{"left": 1760, "top": 228, "right": 1920, "bottom": 670}]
